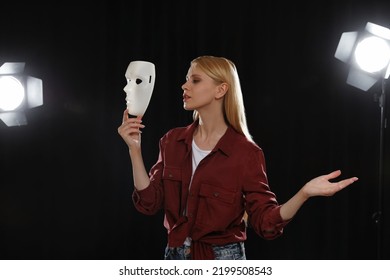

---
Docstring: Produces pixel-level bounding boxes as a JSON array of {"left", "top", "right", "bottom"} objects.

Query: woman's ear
[{"left": 215, "top": 83, "right": 228, "bottom": 99}]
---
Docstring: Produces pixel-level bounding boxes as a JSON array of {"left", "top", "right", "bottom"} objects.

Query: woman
[{"left": 118, "top": 55, "right": 358, "bottom": 260}]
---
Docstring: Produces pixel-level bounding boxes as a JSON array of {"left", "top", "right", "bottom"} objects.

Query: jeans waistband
[{"left": 164, "top": 241, "right": 246, "bottom": 260}]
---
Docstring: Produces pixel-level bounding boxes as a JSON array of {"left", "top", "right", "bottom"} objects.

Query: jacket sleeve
[
  {"left": 243, "top": 147, "right": 291, "bottom": 239},
  {"left": 132, "top": 136, "right": 166, "bottom": 215}
]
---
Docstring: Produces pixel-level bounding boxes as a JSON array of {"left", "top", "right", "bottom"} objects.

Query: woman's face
[{"left": 181, "top": 63, "right": 221, "bottom": 111}]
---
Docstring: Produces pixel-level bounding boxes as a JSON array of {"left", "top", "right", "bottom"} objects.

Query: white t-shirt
[{"left": 192, "top": 139, "right": 211, "bottom": 176}]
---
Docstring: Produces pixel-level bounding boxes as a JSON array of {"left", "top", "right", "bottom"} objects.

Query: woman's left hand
[{"left": 301, "top": 170, "right": 358, "bottom": 199}]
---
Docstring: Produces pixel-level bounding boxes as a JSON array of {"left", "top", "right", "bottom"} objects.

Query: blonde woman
[{"left": 118, "top": 55, "right": 358, "bottom": 260}]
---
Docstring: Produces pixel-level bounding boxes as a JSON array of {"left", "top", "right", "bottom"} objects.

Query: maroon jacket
[{"left": 132, "top": 121, "right": 290, "bottom": 259}]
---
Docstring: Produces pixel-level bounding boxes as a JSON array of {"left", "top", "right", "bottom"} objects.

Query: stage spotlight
[
  {"left": 335, "top": 22, "right": 389, "bottom": 260},
  {"left": 335, "top": 22, "right": 390, "bottom": 91},
  {"left": 0, "top": 62, "right": 43, "bottom": 127}
]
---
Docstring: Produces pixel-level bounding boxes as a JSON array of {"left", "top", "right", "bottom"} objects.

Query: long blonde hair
[{"left": 191, "top": 55, "right": 253, "bottom": 142}]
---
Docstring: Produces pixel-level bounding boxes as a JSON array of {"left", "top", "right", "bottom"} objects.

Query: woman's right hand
[{"left": 118, "top": 109, "right": 145, "bottom": 151}]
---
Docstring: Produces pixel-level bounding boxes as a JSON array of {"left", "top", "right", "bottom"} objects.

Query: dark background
[{"left": 0, "top": 0, "right": 389, "bottom": 260}]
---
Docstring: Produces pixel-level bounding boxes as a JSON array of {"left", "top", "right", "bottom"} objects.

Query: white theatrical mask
[{"left": 123, "top": 61, "right": 156, "bottom": 117}]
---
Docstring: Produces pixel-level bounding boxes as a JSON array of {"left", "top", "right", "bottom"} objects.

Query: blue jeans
[{"left": 164, "top": 242, "right": 246, "bottom": 260}]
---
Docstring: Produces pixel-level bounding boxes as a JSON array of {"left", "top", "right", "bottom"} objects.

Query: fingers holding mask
[{"left": 118, "top": 109, "right": 145, "bottom": 147}]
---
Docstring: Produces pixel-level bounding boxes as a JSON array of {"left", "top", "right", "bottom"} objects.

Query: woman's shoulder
[
  {"left": 240, "top": 138, "right": 264, "bottom": 156},
  {"left": 161, "top": 122, "right": 196, "bottom": 141},
  {"left": 228, "top": 127, "right": 263, "bottom": 151},
  {"left": 217, "top": 127, "right": 265, "bottom": 160}
]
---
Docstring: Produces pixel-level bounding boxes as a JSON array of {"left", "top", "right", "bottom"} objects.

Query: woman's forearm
[
  {"left": 279, "top": 189, "right": 309, "bottom": 221},
  {"left": 129, "top": 148, "right": 150, "bottom": 191}
]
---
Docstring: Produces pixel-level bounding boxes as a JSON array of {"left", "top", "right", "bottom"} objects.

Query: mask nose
[{"left": 123, "top": 83, "right": 130, "bottom": 92}]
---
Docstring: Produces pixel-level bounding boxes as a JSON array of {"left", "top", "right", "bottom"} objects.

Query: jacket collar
[{"left": 176, "top": 120, "right": 242, "bottom": 157}]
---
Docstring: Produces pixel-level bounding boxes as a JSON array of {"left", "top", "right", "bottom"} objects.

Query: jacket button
[
  {"left": 168, "top": 174, "right": 173, "bottom": 178},
  {"left": 214, "top": 192, "right": 219, "bottom": 197}
]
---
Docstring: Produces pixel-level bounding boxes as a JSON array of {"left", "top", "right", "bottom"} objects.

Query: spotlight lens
[
  {"left": 355, "top": 36, "right": 390, "bottom": 73},
  {"left": 0, "top": 76, "right": 25, "bottom": 111}
]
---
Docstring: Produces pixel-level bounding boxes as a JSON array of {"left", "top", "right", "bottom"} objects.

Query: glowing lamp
[{"left": 0, "top": 62, "right": 43, "bottom": 126}]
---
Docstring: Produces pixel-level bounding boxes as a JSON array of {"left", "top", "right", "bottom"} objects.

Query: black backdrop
[{"left": 0, "top": 0, "right": 389, "bottom": 260}]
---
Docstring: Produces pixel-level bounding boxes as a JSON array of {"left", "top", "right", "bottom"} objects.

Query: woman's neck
[{"left": 194, "top": 114, "right": 227, "bottom": 150}]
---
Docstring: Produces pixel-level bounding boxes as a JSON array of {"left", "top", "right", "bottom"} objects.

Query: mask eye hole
[{"left": 136, "top": 78, "right": 142, "bottom": 85}]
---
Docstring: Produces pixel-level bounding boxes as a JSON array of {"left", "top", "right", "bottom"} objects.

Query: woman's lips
[{"left": 183, "top": 93, "right": 190, "bottom": 102}]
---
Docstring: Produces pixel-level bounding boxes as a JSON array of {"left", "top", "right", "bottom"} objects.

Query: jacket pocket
[
  {"left": 162, "top": 166, "right": 182, "bottom": 181},
  {"left": 199, "top": 183, "right": 236, "bottom": 205},
  {"left": 162, "top": 166, "right": 183, "bottom": 220},
  {"left": 195, "top": 183, "right": 239, "bottom": 231}
]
